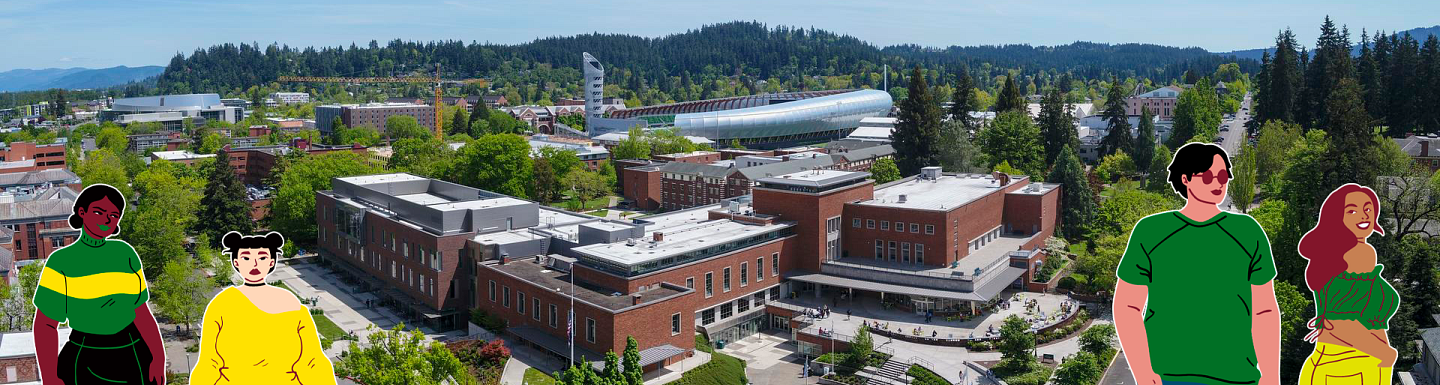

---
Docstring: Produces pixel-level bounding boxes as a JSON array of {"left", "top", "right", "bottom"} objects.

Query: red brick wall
[
  {"left": 14, "top": 218, "right": 76, "bottom": 261},
  {"left": 619, "top": 165, "right": 662, "bottom": 211},
  {"left": 654, "top": 152, "right": 720, "bottom": 164},
  {"left": 571, "top": 238, "right": 787, "bottom": 312},
  {"left": 478, "top": 264, "right": 695, "bottom": 359},
  {"left": 752, "top": 181, "right": 874, "bottom": 273},
  {"left": 0, "top": 142, "right": 67, "bottom": 171},
  {"left": 0, "top": 355, "right": 39, "bottom": 383},
  {"left": 841, "top": 207, "right": 948, "bottom": 266},
  {"left": 315, "top": 194, "right": 471, "bottom": 312}
]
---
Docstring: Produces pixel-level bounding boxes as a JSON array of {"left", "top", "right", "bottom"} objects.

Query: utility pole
[
  {"left": 569, "top": 266, "right": 575, "bottom": 365},
  {"left": 883, "top": 64, "right": 888, "bottom": 92}
]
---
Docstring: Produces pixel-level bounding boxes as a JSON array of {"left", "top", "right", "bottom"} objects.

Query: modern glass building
[
  {"left": 583, "top": 52, "right": 605, "bottom": 120},
  {"left": 589, "top": 89, "right": 893, "bottom": 149}
]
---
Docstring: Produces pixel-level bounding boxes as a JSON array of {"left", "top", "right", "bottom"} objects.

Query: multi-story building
[
  {"left": 127, "top": 131, "right": 187, "bottom": 153},
  {"left": 529, "top": 137, "right": 610, "bottom": 171},
  {"left": 0, "top": 142, "right": 68, "bottom": 172},
  {"left": 1415, "top": 328, "right": 1440, "bottom": 385},
  {"left": 150, "top": 150, "right": 216, "bottom": 166},
  {"left": 0, "top": 192, "right": 79, "bottom": 262},
  {"left": 620, "top": 143, "right": 894, "bottom": 212},
  {"left": 583, "top": 52, "right": 606, "bottom": 120},
  {"left": 0, "top": 169, "right": 81, "bottom": 198},
  {"left": 270, "top": 92, "right": 310, "bottom": 105},
  {"left": 100, "top": 94, "right": 241, "bottom": 129},
  {"left": 316, "top": 166, "right": 1059, "bottom": 373},
  {"left": 0, "top": 228, "right": 12, "bottom": 284},
  {"left": 591, "top": 89, "right": 892, "bottom": 149},
  {"left": 315, "top": 103, "right": 436, "bottom": 137},
  {"left": 1125, "top": 86, "right": 1184, "bottom": 121},
  {"left": 0, "top": 328, "right": 73, "bottom": 383}
]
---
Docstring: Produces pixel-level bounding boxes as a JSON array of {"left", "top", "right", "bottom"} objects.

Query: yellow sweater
[{"left": 190, "top": 287, "right": 336, "bottom": 385}]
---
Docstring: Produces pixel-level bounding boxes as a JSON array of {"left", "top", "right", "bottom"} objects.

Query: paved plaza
[{"left": 788, "top": 290, "right": 1079, "bottom": 342}]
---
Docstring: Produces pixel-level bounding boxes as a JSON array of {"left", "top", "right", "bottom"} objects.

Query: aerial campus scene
[{"left": 0, "top": 1, "right": 1439, "bottom": 385}]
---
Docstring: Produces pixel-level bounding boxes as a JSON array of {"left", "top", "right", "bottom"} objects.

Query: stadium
[{"left": 588, "top": 89, "right": 893, "bottom": 149}]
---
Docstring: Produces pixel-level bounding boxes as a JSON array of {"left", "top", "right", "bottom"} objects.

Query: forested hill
[{"left": 155, "top": 21, "right": 1256, "bottom": 100}]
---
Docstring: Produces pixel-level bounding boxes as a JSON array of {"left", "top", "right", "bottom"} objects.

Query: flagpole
[{"left": 570, "top": 265, "right": 575, "bottom": 366}]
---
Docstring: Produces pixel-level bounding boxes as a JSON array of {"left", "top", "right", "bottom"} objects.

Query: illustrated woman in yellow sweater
[{"left": 190, "top": 231, "right": 336, "bottom": 385}]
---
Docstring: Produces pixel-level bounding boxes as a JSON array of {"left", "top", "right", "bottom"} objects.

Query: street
[{"left": 1220, "top": 93, "right": 1253, "bottom": 212}]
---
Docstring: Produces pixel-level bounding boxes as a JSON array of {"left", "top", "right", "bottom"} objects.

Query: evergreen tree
[
  {"left": 1419, "top": 35, "right": 1440, "bottom": 134},
  {"left": 1356, "top": 30, "right": 1386, "bottom": 118},
  {"left": 623, "top": 337, "right": 643, "bottom": 385},
  {"left": 1385, "top": 32, "right": 1421, "bottom": 135},
  {"left": 602, "top": 351, "right": 624, "bottom": 385},
  {"left": 1133, "top": 107, "right": 1157, "bottom": 181},
  {"left": 1258, "top": 29, "right": 1302, "bottom": 125},
  {"left": 1038, "top": 86, "right": 1077, "bottom": 165},
  {"left": 891, "top": 65, "right": 942, "bottom": 175},
  {"left": 450, "top": 107, "right": 469, "bottom": 136},
  {"left": 195, "top": 150, "right": 254, "bottom": 247},
  {"left": 1299, "top": 16, "right": 1354, "bottom": 130},
  {"left": 993, "top": 75, "right": 1025, "bottom": 113},
  {"left": 1099, "top": 77, "right": 1133, "bottom": 158},
  {"left": 1048, "top": 146, "right": 1096, "bottom": 239},
  {"left": 950, "top": 67, "right": 977, "bottom": 129},
  {"left": 1325, "top": 78, "right": 1377, "bottom": 188}
]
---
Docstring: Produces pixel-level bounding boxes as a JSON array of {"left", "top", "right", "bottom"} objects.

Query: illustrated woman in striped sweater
[{"left": 31, "top": 183, "right": 167, "bottom": 385}]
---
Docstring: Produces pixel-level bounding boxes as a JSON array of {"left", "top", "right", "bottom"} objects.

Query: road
[{"left": 1219, "top": 93, "right": 1252, "bottom": 212}]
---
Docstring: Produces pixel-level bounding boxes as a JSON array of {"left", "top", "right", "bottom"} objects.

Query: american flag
[{"left": 567, "top": 309, "right": 574, "bottom": 346}]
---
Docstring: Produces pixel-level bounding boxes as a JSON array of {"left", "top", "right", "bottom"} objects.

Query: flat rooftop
[
  {"left": 858, "top": 173, "right": 1023, "bottom": 211},
  {"left": 336, "top": 173, "right": 428, "bottom": 185},
  {"left": 573, "top": 218, "right": 791, "bottom": 267},
  {"left": 486, "top": 259, "right": 686, "bottom": 311},
  {"left": 758, "top": 169, "right": 869, "bottom": 188}
]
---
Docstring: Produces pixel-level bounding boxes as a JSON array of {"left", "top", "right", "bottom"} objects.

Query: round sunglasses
[{"left": 1190, "top": 169, "right": 1231, "bottom": 185}]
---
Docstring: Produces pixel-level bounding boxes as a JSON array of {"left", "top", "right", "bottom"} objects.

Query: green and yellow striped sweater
[{"left": 31, "top": 234, "right": 149, "bottom": 335}]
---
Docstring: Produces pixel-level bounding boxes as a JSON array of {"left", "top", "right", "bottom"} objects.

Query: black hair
[
  {"left": 1166, "top": 142, "right": 1233, "bottom": 198},
  {"left": 69, "top": 184, "right": 127, "bottom": 231},
  {"left": 222, "top": 231, "right": 286, "bottom": 275}
]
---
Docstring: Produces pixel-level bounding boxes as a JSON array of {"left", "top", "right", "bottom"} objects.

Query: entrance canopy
[{"left": 788, "top": 267, "right": 1025, "bottom": 302}]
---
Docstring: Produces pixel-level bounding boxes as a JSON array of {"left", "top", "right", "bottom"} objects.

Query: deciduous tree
[
  {"left": 869, "top": 158, "right": 900, "bottom": 184},
  {"left": 452, "top": 134, "right": 533, "bottom": 198},
  {"left": 269, "top": 152, "right": 382, "bottom": 243},
  {"left": 977, "top": 111, "right": 1045, "bottom": 178},
  {"left": 335, "top": 325, "right": 475, "bottom": 385}
]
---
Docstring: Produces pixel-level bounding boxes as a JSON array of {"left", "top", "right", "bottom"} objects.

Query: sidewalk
[{"left": 270, "top": 258, "right": 465, "bottom": 356}]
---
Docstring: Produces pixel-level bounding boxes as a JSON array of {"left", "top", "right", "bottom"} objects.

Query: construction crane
[{"left": 278, "top": 64, "right": 486, "bottom": 139}]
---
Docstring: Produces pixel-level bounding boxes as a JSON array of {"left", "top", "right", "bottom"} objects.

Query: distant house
[
  {"left": 1125, "top": 86, "right": 1184, "bottom": 121},
  {"left": 1395, "top": 134, "right": 1440, "bottom": 172},
  {"left": 482, "top": 95, "right": 509, "bottom": 107}
]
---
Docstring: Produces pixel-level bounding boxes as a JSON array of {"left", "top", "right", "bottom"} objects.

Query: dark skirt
[{"left": 57, "top": 322, "right": 155, "bottom": 385}]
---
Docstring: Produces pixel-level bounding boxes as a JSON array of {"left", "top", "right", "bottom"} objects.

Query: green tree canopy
[
  {"left": 870, "top": 158, "right": 901, "bottom": 184},
  {"left": 1048, "top": 146, "right": 1097, "bottom": 240},
  {"left": 994, "top": 75, "right": 1026, "bottom": 113},
  {"left": 97, "top": 126, "right": 129, "bottom": 152},
  {"left": 269, "top": 152, "right": 382, "bottom": 243},
  {"left": 154, "top": 256, "right": 210, "bottom": 332},
  {"left": 977, "top": 110, "right": 1045, "bottom": 178},
  {"left": 452, "top": 134, "right": 534, "bottom": 198},
  {"left": 612, "top": 127, "right": 652, "bottom": 160},
  {"left": 385, "top": 115, "right": 432, "bottom": 141},
  {"left": 195, "top": 150, "right": 254, "bottom": 247},
  {"left": 335, "top": 325, "right": 476, "bottom": 385},
  {"left": 1099, "top": 77, "right": 1133, "bottom": 158},
  {"left": 1039, "top": 86, "right": 1079, "bottom": 165},
  {"left": 998, "top": 315, "right": 1035, "bottom": 366},
  {"left": 937, "top": 120, "right": 981, "bottom": 173},
  {"left": 892, "top": 65, "right": 942, "bottom": 174}
]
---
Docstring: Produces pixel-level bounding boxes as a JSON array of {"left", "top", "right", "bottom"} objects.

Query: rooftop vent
[
  {"left": 898, "top": 194, "right": 908, "bottom": 203},
  {"left": 653, "top": 232, "right": 664, "bottom": 242}
]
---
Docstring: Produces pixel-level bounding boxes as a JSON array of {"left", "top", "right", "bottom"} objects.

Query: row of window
[
  {"left": 487, "top": 280, "right": 687, "bottom": 342},
  {"left": 874, "top": 240, "right": 926, "bottom": 264},
  {"left": 856, "top": 218, "right": 936, "bottom": 235},
  {"left": 694, "top": 253, "right": 780, "bottom": 298},
  {"left": 322, "top": 225, "right": 454, "bottom": 301},
  {"left": 699, "top": 287, "right": 780, "bottom": 326}
]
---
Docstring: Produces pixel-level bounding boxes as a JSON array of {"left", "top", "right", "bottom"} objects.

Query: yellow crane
[{"left": 278, "top": 64, "right": 486, "bottom": 139}]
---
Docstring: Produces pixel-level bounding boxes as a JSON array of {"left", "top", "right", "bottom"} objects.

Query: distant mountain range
[
  {"left": 1214, "top": 25, "right": 1440, "bottom": 60},
  {"left": 0, "top": 65, "right": 163, "bottom": 92}
]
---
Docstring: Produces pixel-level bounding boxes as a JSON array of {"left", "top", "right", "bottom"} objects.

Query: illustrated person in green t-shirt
[
  {"left": 1113, "top": 143, "right": 1281, "bottom": 385},
  {"left": 31, "top": 183, "right": 166, "bottom": 385}
]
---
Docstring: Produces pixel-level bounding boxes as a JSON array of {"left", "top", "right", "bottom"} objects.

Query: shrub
[
  {"left": 1058, "top": 276, "right": 1078, "bottom": 291},
  {"left": 664, "top": 351, "right": 747, "bottom": 385},
  {"left": 907, "top": 364, "right": 951, "bottom": 385},
  {"left": 470, "top": 308, "right": 507, "bottom": 334}
]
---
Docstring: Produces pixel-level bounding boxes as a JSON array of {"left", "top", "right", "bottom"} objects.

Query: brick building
[
  {"left": 620, "top": 143, "right": 894, "bottom": 212},
  {"left": 0, "top": 193, "right": 79, "bottom": 263},
  {"left": 0, "top": 328, "right": 72, "bottom": 383},
  {"left": 0, "top": 142, "right": 68, "bottom": 173},
  {"left": 127, "top": 131, "right": 187, "bottom": 153},
  {"left": 316, "top": 166, "right": 1058, "bottom": 373},
  {"left": 315, "top": 103, "right": 436, "bottom": 137},
  {"left": 653, "top": 151, "right": 721, "bottom": 164},
  {"left": 1125, "top": 86, "right": 1184, "bottom": 121},
  {"left": 1395, "top": 134, "right": 1440, "bottom": 172}
]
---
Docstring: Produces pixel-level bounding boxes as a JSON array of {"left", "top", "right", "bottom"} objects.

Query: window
[
  {"left": 916, "top": 244, "right": 925, "bottom": 264},
  {"left": 671, "top": 313, "right": 682, "bottom": 335},
  {"left": 723, "top": 267, "right": 732, "bottom": 292},
  {"left": 911, "top": 223, "right": 920, "bottom": 233},
  {"left": 772, "top": 253, "right": 779, "bottom": 277},
  {"left": 403, "top": 241, "right": 409, "bottom": 258},
  {"left": 686, "top": 277, "right": 695, "bottom": 289},
  {"left": 51, "top": 237, "right": 61, "bottom": 248},
  {"left": 852, "top": 218, "right": 861, "bottom": 228},
  {"left": 925, "top": 225, "right": 935, "bottom": 235},
  {"left": 875, "top": 240, "right": 884, "bottom": 260},
  {"left": 880, "top": 221, "right": 889, "bottom": 230},
  {"left": 737, "top": 297, "right": 750, "bottom": 312},
  {"left": 549, "top": 304, "right": 558, "bottom": 328},
  {"left": 702, "top": 309, "right": 715, "bottom": 324},
  {"left": 757, "top": 257, "right": 764, "bottom": 281},
  {"left": 902, "top": 242, "right": 911, "bottom": 263},
  {"left": 533, "top": 299, "right": 541, "bottom": 321},
  {"left": 720, "top": 303, "right": 733, "bottom": 319},
  {"left": 895, "top": 222, "right": 905, "bottom": 232},
  {"left": 586, "top": 318, "right": 597, "bottom": 343},
  {"left": 740, "top": 263, "right": 748, "bottom": 287},
  {"left": 517, "top": 292, "right": 526, "bottom": 314},
  {"left": 888, "top": 241, "right": 897, "bottom": 261},
  {"left": 866, "top": 219, "right": 875, "bottom": 229},
  {"left": 502, "top": 287, "right": 511, "bottom": 308},
  {"left": 705, "top": 272, "right": 714, "bottom": 297},
  {"left": 488, "top": 281, "right": 496, "bottom": 302}
]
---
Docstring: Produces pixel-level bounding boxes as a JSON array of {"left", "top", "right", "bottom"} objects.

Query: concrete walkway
[{"left": 271, "top": 258, "right": 466, "bottom": 356}]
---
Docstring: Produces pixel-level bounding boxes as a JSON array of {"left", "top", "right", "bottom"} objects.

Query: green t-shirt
[
  {"left": 1117, "top": 211, "right": 1276, "bottom": 385},
  {"left": 32, "top": 234, "right": 150, "bottom": 335}
]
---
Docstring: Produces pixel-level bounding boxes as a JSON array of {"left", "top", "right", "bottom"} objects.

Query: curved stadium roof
[
  {"left": 609, "top": 89, "right": 855, "bottom": 119},
  {"left": 667, "top": 89, "right": 892, "bottom": 140}
]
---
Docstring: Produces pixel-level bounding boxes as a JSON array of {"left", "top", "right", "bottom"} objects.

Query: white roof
[
  {"left": 860, "top": 173, "right": 1019, "bottom": 211},
  {"left": 846, "top": 126, "right": 893, "bottom": 140},
  {"left": 336, "top": 173, "right": 428, "bottom": 185},
  {"left": 151, "top": 150, "right": 215, "bottom": 161},
  {"left": 0, "top": 328, "right": 72, "bottom": 359},
  {"left": 573, "top": 217, "right": 791, "bottom": 266},
  {"left": 590, "top": 132, "right": 713, "bottom": 145}
]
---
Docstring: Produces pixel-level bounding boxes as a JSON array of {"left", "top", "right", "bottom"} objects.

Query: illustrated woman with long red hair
[{"left": 1297, "top": 183, "right": 1400, "bottom": 384}]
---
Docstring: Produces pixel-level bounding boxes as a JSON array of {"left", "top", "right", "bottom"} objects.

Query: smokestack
[
  {"left": 1423, "top": 140, "right": 1430, "bottom": 158},
  {"left": 632, "top": 293, "right": 643, "bottom": 305}
]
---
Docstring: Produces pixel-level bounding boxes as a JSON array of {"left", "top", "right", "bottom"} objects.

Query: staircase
[{"left": 865, "top": 358, "right": 912, "bottom": 385}]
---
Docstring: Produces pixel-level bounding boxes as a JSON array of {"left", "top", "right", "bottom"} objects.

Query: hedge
[
  {"left": 907, "top": 364, "right": 951, "bottom": 385},
  {"left": 665, "top": 350, "right": 747, "bottom": 385}
]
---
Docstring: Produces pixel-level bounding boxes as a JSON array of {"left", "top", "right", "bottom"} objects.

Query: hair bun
[
  {"left": 221, "top": 231, "right": 244, "bottom": 249},
  {"left": 265, "top": 231, "right": 285, "bottom": 247}
]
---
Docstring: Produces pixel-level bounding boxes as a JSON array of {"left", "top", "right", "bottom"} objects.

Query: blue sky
[{"left": 1, "top": 0, "right": 1436, "bottom": 71}]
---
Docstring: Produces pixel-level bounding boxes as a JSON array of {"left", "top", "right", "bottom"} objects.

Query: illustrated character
[
  {"left": 189, "top": 231, "right": 336, "bottom": 384},
  {"left": 1296, "top": 183, "right": 1400, "bottom": 384},
  {"left": 1113, "top": 142, "right": 1280, "bottom": 385},
  {"left": 32, "top": 183, "right": 167, "bottom": 385}
]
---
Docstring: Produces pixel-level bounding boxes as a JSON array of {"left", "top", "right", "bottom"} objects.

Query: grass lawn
[
  {"left": 992, "top": 360, "right": 1055, "bottom": 385},
  {"left": 556, "top": 195, "right": 614, "bottom": 211},
  {"left": 586, "top": 209, "right": 609, "bottom": 217},
  {"left": 524, "top": 368, "right": 556, "bottom": 385},
  {"left": 313, "top": 313, "right": 348, "bottom": 341}
]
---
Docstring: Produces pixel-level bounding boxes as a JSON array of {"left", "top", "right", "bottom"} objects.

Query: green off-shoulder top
[{"left": 1316, "top": 265, "right": 1400, "bottom": 330}]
